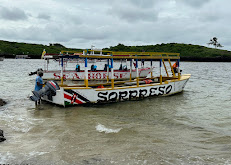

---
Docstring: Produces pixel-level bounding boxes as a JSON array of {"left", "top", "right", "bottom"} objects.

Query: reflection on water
[{"left": 0, "top": 59, "right": 231, "bottom": 164}]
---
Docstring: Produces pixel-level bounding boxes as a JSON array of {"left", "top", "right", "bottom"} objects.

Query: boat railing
[
  {"left": 111, "top": 51, "right": 179, "bottom": 58},
  {"left": 57, "top": 50, "right": 182, "bottom": 87},
  {"left": 61, "top": 49, "right": 113, "bottom": 56},
  {"left": 59, "top": 75, "right": 180, "bottom": 90}
]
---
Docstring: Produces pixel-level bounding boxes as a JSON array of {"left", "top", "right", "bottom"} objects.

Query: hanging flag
[{"left": 41, "top": 49, "right": 46, "bottom": 59}]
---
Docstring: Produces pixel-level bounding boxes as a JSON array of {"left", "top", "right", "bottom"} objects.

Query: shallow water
[{"left": 0, "top": 59, "right": 231, "bottom": 164}]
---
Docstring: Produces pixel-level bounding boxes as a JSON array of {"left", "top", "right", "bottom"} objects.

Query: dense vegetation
[
  {"left": 0, "top": 40, "right": 80, "bottom": 59},
  {"left": 105, "top": 43, "right": 231, "bottom": 61},
  {"left": 1, "top": 40, "right": 231, "bottom": 61}
]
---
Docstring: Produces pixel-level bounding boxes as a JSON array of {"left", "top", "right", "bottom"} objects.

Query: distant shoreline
[
  {"left": 1, "top": 40, "right": 231, "bottom": 62},
  {"left": 181, "top": 57, "right": 231, "bottom": 62},
  {"left": 2, "top": 56, "right": 231, "bottom": 62}
]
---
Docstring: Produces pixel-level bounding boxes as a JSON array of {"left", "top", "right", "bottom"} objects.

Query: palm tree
[{"left": 208, "top": 37, "right": 223, "bottom": 48}]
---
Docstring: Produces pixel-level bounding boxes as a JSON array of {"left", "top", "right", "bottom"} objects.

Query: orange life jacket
[{"left": 173, "top": 62, "right": 177, "bottom": 68}]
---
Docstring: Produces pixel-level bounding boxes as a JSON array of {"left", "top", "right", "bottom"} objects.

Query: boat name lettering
[
  {"left": 97, "top": 85, "right": 172, "bottom": 102},
  {"left": 53, "top": 72, "right": 127, "bottom": 80}
]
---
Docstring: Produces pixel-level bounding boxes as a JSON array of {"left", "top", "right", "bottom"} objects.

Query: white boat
[{"left": 30, "top": 50, "right": 191, "bottom": 107}]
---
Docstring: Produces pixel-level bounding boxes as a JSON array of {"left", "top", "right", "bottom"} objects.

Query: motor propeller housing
[{"left": 30, "top": 81, "right": 60, "bottom": 102}]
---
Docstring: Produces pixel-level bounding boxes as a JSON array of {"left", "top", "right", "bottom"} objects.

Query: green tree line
[
  {"left": 105, "top": 43, "right": 231, "bottom": 61},
  {"left": 0, "top": 40, "right": 80, "bottom": 58},
  {"left": 1, "top": 40, "right": 231, "bottom": 61}
]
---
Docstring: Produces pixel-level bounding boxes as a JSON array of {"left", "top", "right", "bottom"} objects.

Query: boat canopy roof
[{"left": 59, "top": 50, "right": 180, "bottom": 60}]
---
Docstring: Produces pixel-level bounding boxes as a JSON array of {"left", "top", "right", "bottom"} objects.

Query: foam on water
[
  {"left": 96, "top": 123, "right": 122, "bottom": 133},
  {"left": 28, "top": 151, "right": 48, "bottom": 157}
]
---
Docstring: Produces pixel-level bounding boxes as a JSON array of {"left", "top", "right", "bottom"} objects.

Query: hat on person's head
[
  {"left": 37, "top": 71, "right": 43, "bottom": 74},
  {"left": 37, "top": 71, "right": 43, "bottom": 76}
]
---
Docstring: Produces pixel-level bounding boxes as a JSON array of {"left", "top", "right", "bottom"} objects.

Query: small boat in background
[
  {"left": 15, "top": 55, "right": 30, "bottom": 59},
  {"left": 0, "top": 57, "right": 4, "bottom": 61}
]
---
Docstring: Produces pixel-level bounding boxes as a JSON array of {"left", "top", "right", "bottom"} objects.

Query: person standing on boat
[{"left": 35, "top": 71, "right": 44, "bottom": 91}]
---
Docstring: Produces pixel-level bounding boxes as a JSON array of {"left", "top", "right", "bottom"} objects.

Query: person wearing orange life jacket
[
  {"left": 172, "top": 61, "right": 182, "bottom": 74},
  {"left": 172, "top": 61, "right": 178, "bottom": 73}
]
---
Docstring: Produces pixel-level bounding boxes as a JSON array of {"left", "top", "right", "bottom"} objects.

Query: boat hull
[
  {"left": 42, "top": 74, "right": 191, "bottom": 106},
  {"left": 42, "top": 68, "right": 152, "bottom": 80}
]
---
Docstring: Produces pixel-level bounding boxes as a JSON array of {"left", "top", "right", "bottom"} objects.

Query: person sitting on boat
[
  {"left": 91, "top": 64, "right": 97, "bottom": 71},
  {"left": 141, "top": 59, "right": 145, "bottom": 68},
  {"left": 172, "top": 61, "right": 178, "bottom": 73},
  {"left": 94, "top": 65, "right": 97, "bottom": 71},
  {"left": 119, "top": 64, "right": 123, "bottom": 70},
  {"left": 34, "top": 71, "right": 44, "bottom": 91},
  {"left": 172, "top": 61, "right": 182, "bottom": 73},
  {"left": 75, "top": 64, "right": 80, "bottom": 72},
  {"left": 104, "top": 64, "right": 112, "bottom": 71},
  {"left": 123, "top": 65, "right": 127, "bottom": 71},
  {"left": 104, "top": 64, "right": 107, "bottom": 71}
]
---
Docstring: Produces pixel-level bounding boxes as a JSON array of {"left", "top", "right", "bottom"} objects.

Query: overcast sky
[{"left": 0, "top": 0, "right": 230, "bottom": 50}]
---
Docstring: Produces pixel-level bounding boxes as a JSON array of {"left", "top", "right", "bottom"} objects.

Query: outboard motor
[
  {"left": 30, "top": 81, "right": 60, "bottom": 102},
  {"left": 29, "top": 68, "right": 43, "bottom": 76}
]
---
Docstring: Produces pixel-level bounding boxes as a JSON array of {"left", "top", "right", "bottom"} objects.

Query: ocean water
[{"left": 0, "top": 59, "right": 231, "bottom": 164}]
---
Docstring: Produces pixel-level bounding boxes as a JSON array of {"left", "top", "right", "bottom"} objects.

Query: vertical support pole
[
  {"left": 111, "top": 58, "right": 114, "bottom": 88},
  {"left": 136, "top": 58, "right": 139, "bottom": 87},
  {"left": 61, "top": 57, "right": 64, "bottom": 85},
  {"left": 130, "top": 59, "right": 132, "bottom": 81},
  {"left": 168, "top": 59, "right": 175, "bottom": 77},
  {"left": 162, "top": 59, "right": 169, "bottom": 77},
  {"left": 85, "top": 57, "right": 88, "bottom": 87},
  {"left": 107, "top": 59, "right": 109, "bottom": 82},
  {"left": 177, "top": 59, "right": 180, "bottom": 80},
  {"left": 160, "top": 59, "right": 162, "bottom": 84},
  {"left": 46, "top": 59, "right": 48, "bottom": 71},
  {"left": 151, "top": 60, "right": 153, "bottom": 78},
  {"left": 44, "top": 58, "right": 46, "bottom": 71}
]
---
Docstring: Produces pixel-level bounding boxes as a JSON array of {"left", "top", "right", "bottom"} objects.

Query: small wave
[
  {"left": 28, "top": 151, "right": 48, "bottom": 157},
  {"left": 96, "top": 124, "right": 122, "bottom": 133}
]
